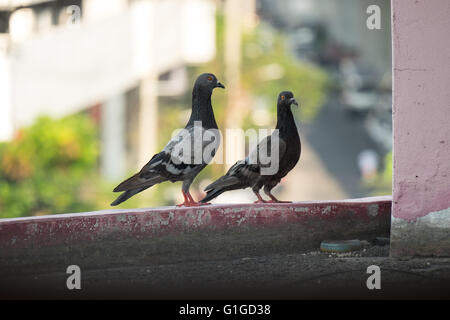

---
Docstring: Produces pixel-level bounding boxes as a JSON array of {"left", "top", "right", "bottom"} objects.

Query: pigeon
[
  {"left": 200, "top": 91, "right": 300, "bottom": 203},
  {"left": 111, "top": 73, "right": 225, "bottom": 206}
]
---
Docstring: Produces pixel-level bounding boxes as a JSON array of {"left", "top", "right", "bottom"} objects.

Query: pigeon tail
[
  {"left": 113, "top": 173, "right": 164, "bottom": 192},
  {"left": 200, "top": 188, "right": 227, "bottom": 203},
  {"left": 200, "top": 176, "right": 242, "bottom": 203},
  {"left": 111, "top": 187, "right": 148, "bottom": 206},
  {"left": 113, "top": 173, "right": 140, "bottom": 192}
]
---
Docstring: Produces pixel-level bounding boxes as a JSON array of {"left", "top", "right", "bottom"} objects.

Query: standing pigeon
[
  {"left": 200, "top": 91, "right": 300, "bottom": 203},
  {"left": 111, "top": 73, "right": 225, "bottom": 207}
]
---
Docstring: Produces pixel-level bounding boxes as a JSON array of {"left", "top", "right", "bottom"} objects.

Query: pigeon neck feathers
[
  {"left": 187, "top": 86, "right": 218, "bottom": 129},
  {"left": 275, "top": 104, "right": 299, "bottom": 140}
]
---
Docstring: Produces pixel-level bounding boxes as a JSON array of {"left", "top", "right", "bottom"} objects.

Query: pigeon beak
[
  {"left": 289, "top": 98, "right": 299, "bottom": 107},
  {"left": 216, "top": 81, "right": 225, "bottom": 89}
]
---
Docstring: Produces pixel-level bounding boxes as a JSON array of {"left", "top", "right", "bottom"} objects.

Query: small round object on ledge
[{"left": 320, "top": 240, "right": 363, "bottom": 253}]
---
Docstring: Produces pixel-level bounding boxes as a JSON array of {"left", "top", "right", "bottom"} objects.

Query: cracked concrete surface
[{"left": 2, "top": 244, "right": 449, "bottom": 299}]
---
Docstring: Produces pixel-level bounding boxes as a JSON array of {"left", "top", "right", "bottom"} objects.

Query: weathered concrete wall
[
  {"left": 0, "top": 197, "right": 391, "bottom": 276},
  {"left": 391, "top": 0, "right": 450, "bottom": 256}
]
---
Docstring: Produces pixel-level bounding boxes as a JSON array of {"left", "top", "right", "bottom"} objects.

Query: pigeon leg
[
  {"left": 186, "top": 191, "right": 211, "bottom": 206},
  {"left": 265, "top": 191, "right": 292, "bottom": 203},
  {"left": 179, "top": 179, "right": 209, "bottom": 206},
  {"left": 177, "top": 191, "right": 209, "bottom": 207},
  {"left": 176, "top": 191, "right": 193, "bottom": 207},
  {"left": 253, "top": 191, "right": 267, "bottom": 204}
]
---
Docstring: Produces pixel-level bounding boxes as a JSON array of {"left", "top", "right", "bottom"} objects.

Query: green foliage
[
  {"left": 370, "top": 152, "right": 392, "bottom": 196},
  {"left": 194, "top": 13, "right": 329, "bottom": 124},
  {"left": 240, "top": 24, "right": 329, "bottom": 122},
  {"left": 0, "top": 114, "right": 99, "bottom": 218}
]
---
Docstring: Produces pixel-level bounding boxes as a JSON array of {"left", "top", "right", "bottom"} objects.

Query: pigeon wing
[
  {"left": 247, "top": 132, "right": 287, "bottom": 173},
  {"left": 114, "top": 125, "right": 220, "bottom": 192},
  {"left": 200, "top": 133, "right": 286, "bottom": 203},
  {"left": 163, "top": 125, "right": 220, "bottom": 168}
]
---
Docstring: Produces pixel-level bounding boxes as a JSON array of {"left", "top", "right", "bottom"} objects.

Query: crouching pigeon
[
  {"left": 111, "top": 73, "right": 225, "bottom": 207},
  {"left": 200, "top": 91, "right": 300, "bottom": 203}
]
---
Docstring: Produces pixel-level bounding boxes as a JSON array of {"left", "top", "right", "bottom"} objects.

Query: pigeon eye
[
  {"left": 207, "top": 76, "right": 213, "bottom": 81},
  {"left": 281, "top": 95, "right": 285, "bottom": 100}
]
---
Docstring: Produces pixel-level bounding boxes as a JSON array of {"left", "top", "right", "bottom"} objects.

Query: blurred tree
[
  {"left": 240, "top": 23, "right": 329, "bottom": 122},
  {"left": 0, "top": 114, "right": 99, "bottom": 218},
  {"left": 369, "top": 152, "right": 392, "bottom": 196},
  {"left": 193, "top": 14, "right": 329, "bottom": 127}
]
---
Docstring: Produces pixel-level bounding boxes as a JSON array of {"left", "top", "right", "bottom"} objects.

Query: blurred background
[{"left": 0, "top": 0, "right": 392, "bottom": 218}]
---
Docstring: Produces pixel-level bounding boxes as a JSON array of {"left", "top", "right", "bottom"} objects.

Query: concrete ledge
[
  {"left": 0, "top": 196, "right": 391, "bottom": 275},
  {"left": 391, "top": 207, "right": 450, "bottom": 257}
]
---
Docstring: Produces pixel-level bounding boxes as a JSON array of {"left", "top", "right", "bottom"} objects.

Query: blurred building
[
  {"left": 0, "top": 0, "right": 216, "bottom": 180},
  {"left": 258, "top": 0, "right": 391, "bottom": 75}
]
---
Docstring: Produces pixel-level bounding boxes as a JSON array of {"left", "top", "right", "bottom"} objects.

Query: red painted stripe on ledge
[{"left": 0, "top": 196, "right": 391, "bottom": 249}]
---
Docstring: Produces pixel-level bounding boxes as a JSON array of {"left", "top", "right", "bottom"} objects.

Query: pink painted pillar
[{"left": 391, "top": 0, "right": 450, "bottom": 256}]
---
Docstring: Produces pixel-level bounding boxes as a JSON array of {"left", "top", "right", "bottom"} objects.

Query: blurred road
[
  {"left": 280, "top": 138, "right": 348, "bottom": 201},
  {"left": 298, "top": 95, "right": 383, "bottom": 199},
  {"left": 278, "top": 94, "right": 385, "bottom": 202}
]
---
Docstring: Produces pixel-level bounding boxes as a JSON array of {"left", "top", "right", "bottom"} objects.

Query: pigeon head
[
  {"left": 194, "top": 73, "right": 225, "bottom": 93},
  {"left": 278, "top": 91, "right": 298, "bottom": 109}
]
